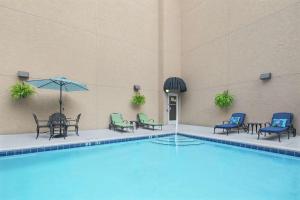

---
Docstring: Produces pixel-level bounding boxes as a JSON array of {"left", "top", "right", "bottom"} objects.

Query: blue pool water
[{"left": 0, "top": 135, "right": 299, "bottom": 200}]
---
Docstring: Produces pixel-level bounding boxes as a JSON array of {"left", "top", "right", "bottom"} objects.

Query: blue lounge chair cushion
[
  {"left": 271, "top": 119, "right": 287, "bottom": 128},
  {"left": 215, "top": 124, "right": 238, "bottom": 129},
  {"left": 272, "top": 113, "right": 293, "bottom": 127},
  {"left": 259, "top": 126, "right": 288, "bottom": 134},
  {"left": 230, "top": 117, "right": 240, "bottom": 125}
]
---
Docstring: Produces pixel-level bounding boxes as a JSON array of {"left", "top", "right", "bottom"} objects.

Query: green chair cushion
[
  {"left": 138, "top": 113, "right": 162, "bottom": 126},
  {"left": 111, "top": 113, "right": 133, "bottom": 128},
  {"left": 114, "top": 122, "right": 133, "bottom": 128},
  {"left": 111, "top": 113, "right": 124, "bottom": 124}
]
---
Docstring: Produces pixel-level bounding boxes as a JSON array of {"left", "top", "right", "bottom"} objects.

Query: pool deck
[{"left": 0, "top": 124, "right": 299, "bottom": 153}]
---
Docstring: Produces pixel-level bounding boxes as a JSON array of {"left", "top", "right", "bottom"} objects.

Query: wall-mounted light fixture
[
  {"left": 260, "top": 73, "right": 272, "bottom": 80},
  {"left": 17, "top": 71, "right": 29, "bottom": 80},
  {"left": 133, "top": 84, "right": 141, "bottom": 92}
]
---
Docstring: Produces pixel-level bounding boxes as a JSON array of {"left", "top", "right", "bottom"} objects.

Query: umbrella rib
[
  {"left": 70, "top": 82, "right": 88, "bottom": 91},
  {"left": 36, "top": 80, "right": 57, "bottom": 88},
  {"left": 62, "top": 82, "right": 88, "bottom": 91},
  {"left": 51, "top": 79, "right": 64, "bottom": 86}
]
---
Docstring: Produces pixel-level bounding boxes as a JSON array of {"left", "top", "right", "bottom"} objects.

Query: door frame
[{"left": 167, "top": 93, "right": 179, "bottom": 125}]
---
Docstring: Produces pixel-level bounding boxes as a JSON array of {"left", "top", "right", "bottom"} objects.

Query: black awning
[{"left": 163, "top": 77, "right": 187, "bottom": 93}]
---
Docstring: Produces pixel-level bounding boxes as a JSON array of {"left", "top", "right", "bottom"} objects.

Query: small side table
[
  {"left": 130, "top": 121, "right": 140, "bottom": 130},
  {"left": 247, "top": 122, "right": 265, "bottom": 134}
]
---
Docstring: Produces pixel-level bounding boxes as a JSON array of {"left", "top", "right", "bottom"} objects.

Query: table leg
[
  {"left": 255, "top": 124, "right": 258, "bottom": 133},
  {"left": 247, "top": 124, "right": 250, "bottom": 133}
]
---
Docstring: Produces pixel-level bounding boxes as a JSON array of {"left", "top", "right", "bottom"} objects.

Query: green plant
[
  {"left": 10, "top": 82, "right": 35, "bottom": 100},
  {"left": 214, "top": 90, "right": 234, "bottom": 109},
  {"left": 131, "top": 92, "right": 145, "bottom": 106}
]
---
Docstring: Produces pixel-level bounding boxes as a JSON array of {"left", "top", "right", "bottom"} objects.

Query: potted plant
[
  {"left": 10, "top": 82, "right": 35, "bottom": 100},
  {"left": 131, "top": 92, "right": 145, "bottom": 106},
  {"left": 214, "top": 90, "right": 234, "bottom": 109}
]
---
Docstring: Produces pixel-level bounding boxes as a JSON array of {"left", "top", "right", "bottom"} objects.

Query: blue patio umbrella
[{"left": 27, "top": 77, "right": 88, "bottom": 115}]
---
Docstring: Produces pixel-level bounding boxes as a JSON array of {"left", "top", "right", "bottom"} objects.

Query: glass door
[{"left": 168, "top": 94, "right": 178, "bottom": 124}]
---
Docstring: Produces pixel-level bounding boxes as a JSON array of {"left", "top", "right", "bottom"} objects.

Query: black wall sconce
[
  {"left": 133, "top": 85, "right": 141, "bottom": 92},
  {"left": 17, "top": 71, "right": 29, "bottom": 80},
  {"left": 260, "top": 73, "right": 272, "bottom": 80}
]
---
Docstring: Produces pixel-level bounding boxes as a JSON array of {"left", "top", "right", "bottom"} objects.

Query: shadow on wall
[{"left": 9, "top": 94, "right": 60, "bottom": 116}]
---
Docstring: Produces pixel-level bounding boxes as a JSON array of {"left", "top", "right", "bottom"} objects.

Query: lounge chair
[
  {"left": 110, "top": 113, "right": 134, "bottom": 132},
  {"left": 67, "top": 113, "right": 81, "bottom": 136},
  {"left": 137, "top": 113, "right": 163, "bottom": 130},
  {"left": 33, "top": 113, "right": 50, "bottom": 139},
  {"left": 258, "top": 112, "right": 296, "bottom": 142},
  {"left": 214, "top": 113, "right": 247, "bottom": 135}
]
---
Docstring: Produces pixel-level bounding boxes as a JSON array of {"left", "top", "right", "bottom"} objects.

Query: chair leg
[
  {"left": 76, "top": 127, "right": 79, "bottom": 136},
  {"left": 64, "top": 127, "right": 67, "bottom": 139},
  {"left": 278, "top": 134, "right": 281, "bottom": 142},
  {"left": 36, "top": 128, "right": 40, "bottom": 139},
  {"left": 49, "top": 128, "right": 53, "bottom": 141},
  {"left": 226, "top": 129, "right": 229, "bottom": 136},
  {"left": 238, "top": 127, "right": 240, "bottom": 134},
  {"left": 257, "top": 131, "right": 260, "bottom": 140},
  {"left": 213, "top": 128, "right": 216, "bottom": 134}
]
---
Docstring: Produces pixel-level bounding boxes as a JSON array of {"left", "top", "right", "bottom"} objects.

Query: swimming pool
[{"left": 0, "top": 135, "right": 299, "bottom": 200}]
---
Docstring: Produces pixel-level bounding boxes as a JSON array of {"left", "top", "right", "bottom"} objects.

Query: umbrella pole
[
  {"left": 59, "top": 84, "right": 62, "bottom": 134},
  {"left": 59, "top": 84, "right": 62, "bottom": 115}
]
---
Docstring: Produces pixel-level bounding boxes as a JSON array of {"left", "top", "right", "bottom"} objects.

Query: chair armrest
[
  {"left": 149, "top": 119, "right": 155, "bottom": 122},
  {"left": 286, "top": 123, "right": 293, "bottom": 129},
  {"left": 123, "top": 120, "right": 129, "bottom": 123},
  {"left": 264, "top": 122, "right": 271, "bottom": 127},
  {"left": 222, "top": 121, "right": 230, "bottom": 124}
]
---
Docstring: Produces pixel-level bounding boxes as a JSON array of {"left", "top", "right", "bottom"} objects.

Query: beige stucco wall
[
  {"left": 0, "top": 0, "right": 299, "bottom": 134},
  {"left": 0, "top": 0, "right": 162, "bottom": 134},
  {"left": 181, "top": 0, "right": 300, "bottom": 130}
]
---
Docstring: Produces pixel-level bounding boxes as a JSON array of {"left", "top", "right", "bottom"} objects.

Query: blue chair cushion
[
  {"left": 271, "top": 119, "right": 287, "bottom": 128},
  {"left": 215, "top": 124, "right": 238, "bottom": 129},
  {"left": 259, "top": 126, "right": 288, "bottom": 134},
  {"left": 230, "top": 117, "right": 240, "bottom": 125},
  {"left": 231, "top": 113, "right": 246, "bottom": 125},
  {"left": 272, "top": 113, "right": 293, "bottom": 127}
]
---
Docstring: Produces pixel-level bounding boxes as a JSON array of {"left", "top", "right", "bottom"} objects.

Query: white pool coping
[{"left": 0, "top": 124, "right": 299, "bottom": 153}]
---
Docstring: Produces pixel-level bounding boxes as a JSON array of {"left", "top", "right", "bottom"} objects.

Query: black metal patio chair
[
  {"left": 67, "top": 113, "right": 81, "bottom": 136},
  {"left": 33, "top": 113, "right": 50, "bottom": 139},
  {"left": 48, "top": 112, "right": 68, "bottom": 140}
]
